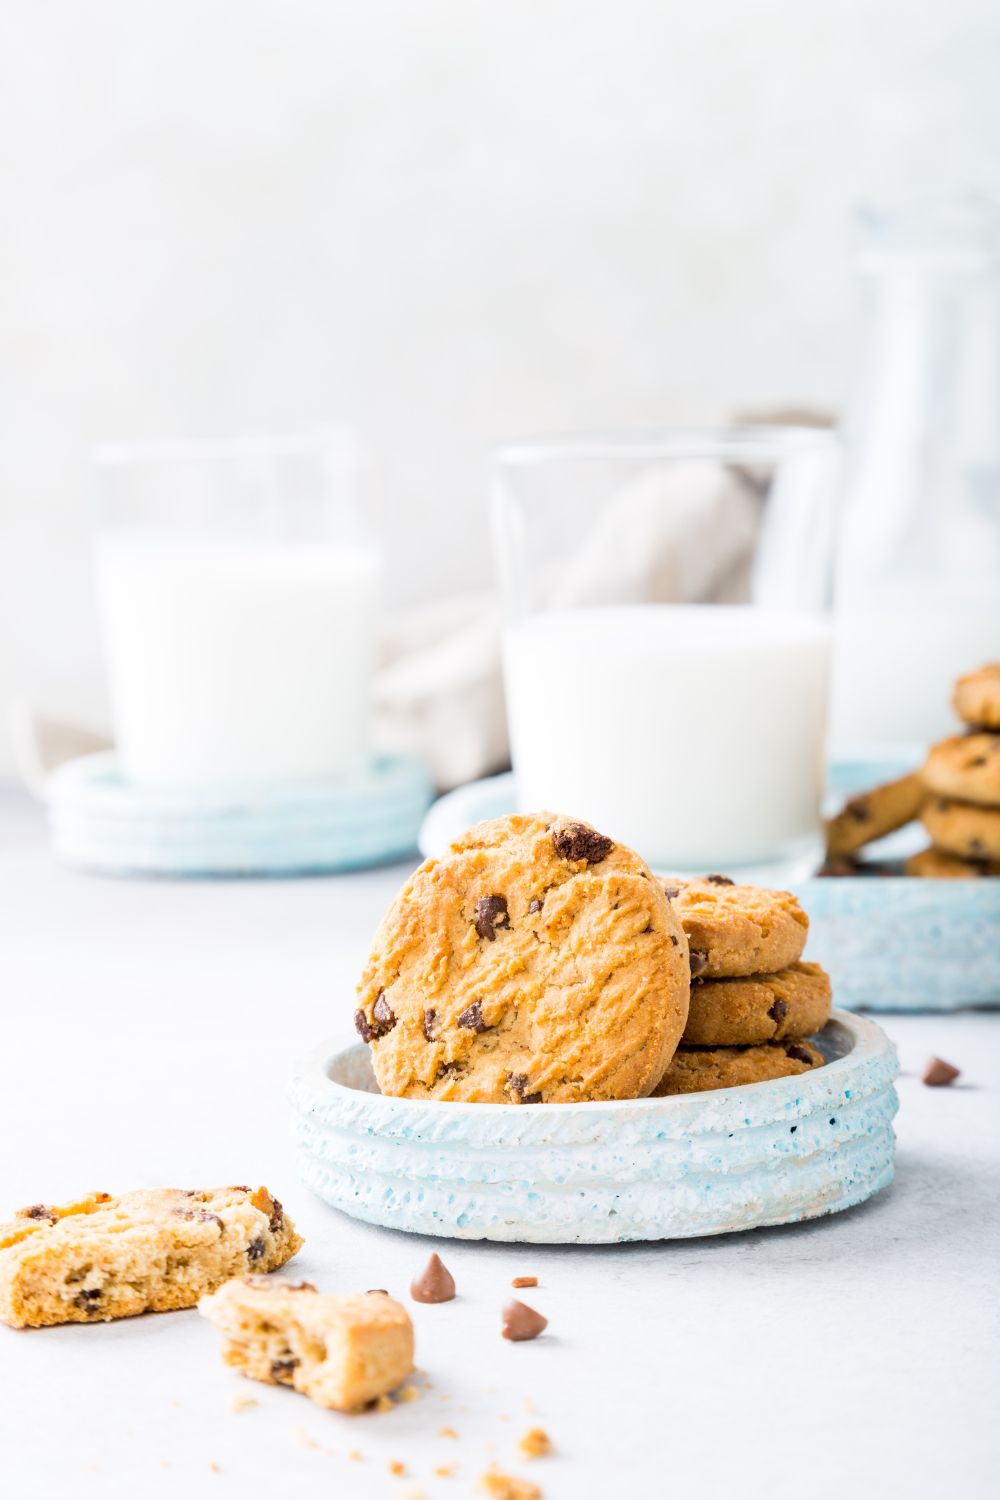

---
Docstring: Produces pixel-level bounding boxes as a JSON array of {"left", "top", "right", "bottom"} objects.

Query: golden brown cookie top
[
  {"left": 660, "top": 875, "right": 808, "bottom": 979},
  {"left": 654, "top": 1039, "right": 825, "bottom": 1096},
  {"left": 952, "top": 663, "right": 1000, "bottom": 730},
  {"left": 684, "top": 961, "right": 832, "bottom": 1047},
  {"left": 922, "top": 733, "right": 1000, "bottom": 807},
  {"left": 355, "top": 812, "right": 690, "bottom": 1104}
]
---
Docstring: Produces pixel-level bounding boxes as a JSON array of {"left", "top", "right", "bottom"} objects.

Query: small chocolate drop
[
  {"left": 502, "top": 1298, "right": 548, "bottom": 1342},
  {"left": 410, "top": 1252, "right": 456, "bottom": 1304}
]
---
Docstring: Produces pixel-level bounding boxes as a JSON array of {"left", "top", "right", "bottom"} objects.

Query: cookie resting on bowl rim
[{"left": 290, "top": 1010, "right": 898, "bottom": 1245}]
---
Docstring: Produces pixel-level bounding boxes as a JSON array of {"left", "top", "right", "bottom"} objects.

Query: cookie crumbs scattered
[
  {"left": 349, "top": 1450, "right": 363, "bottom": 1462},
  {"left": 923, "top": 1056, "right": 961, "bottom": 1086},
  {"left": 230, "top": 1393, "right": 258, "bottom": 1414},
  {"left": 479, "top": 1465, "right": 542, "bottom": 1499},
  {"left": 519, "top": 1427, "right": 552, "bottom": 1459},
  {"left": 511, "top": 1276, "right": 538, "bottom": 1289},
  {"left": 397, "top": 1383, "right": 422, "bottom": 1403},
  {"left": 440, "top": 1425, "right": 459, "bottom": 1439},
  {"left": 389, "top": 1459, "right": 407, "bottom": 1476},
  {"left": 294, "top": 1426, "right": 321, "bottom": 1449},
  {"left": 209, "top": 1462, "right": 221, "bottom": 1474},
  {"left": 405, "top": 1490, "right": 426, "bottom": 1500},
  {"left": 435, "top": 1463, "right": 456, "bottom": 1477}
]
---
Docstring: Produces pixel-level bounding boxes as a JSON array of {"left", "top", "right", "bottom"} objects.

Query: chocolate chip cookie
[
  {"left": 952, "top": 663, "right": 1000, "bottom": 730},
  {"left": 0, "top": 1186, "right": 302, "bottom": 1329},
  {"left": 922, "top": 733, "right": 1000, "bottom": 807},
  {"left": 661, "top": 875, "right": 808, "bottom": 979},
  {"left": 355, "top": 813, "right": 690, "bottom": 1104},
  {"left": 824, "top": 771, "right": 925, "bottom": 858},
  {"left": 683, "top": 961, "right": 832, "bottom": 1047},
  {"left": 905, "top": 846, "right": 1000, "bottom": 878},
  {"left": 921, "top": 797, "right": 1000, "bottom": 861},
  {"left": 653, "top": 1039, "right": 825, "bottom": 1096}
]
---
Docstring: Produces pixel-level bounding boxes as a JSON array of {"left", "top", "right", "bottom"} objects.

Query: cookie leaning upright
[{"left": 354, "top": 813, "right": 690, "bottom": 1103}]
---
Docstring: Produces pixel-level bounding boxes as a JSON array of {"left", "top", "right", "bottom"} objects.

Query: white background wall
[{"left": 1, "top": 0, "right": 998, "bottom": 769}]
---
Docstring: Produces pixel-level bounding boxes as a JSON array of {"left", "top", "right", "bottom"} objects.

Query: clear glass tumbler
[
  {"left": 93, "top": 431, "right": 380, "bottom": 788},
  {"left": 492, "top": 428, "right": 841, "bottom": 874}
]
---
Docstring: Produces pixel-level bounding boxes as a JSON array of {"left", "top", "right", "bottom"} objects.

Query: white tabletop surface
[{"left": 1, "top": 785, "right": 998, "bottom": 1500}]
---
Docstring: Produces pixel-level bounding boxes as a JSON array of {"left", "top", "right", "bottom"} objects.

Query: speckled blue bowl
[{"left": 290, "top": 1011, "right": 898, "bottom": 1244}]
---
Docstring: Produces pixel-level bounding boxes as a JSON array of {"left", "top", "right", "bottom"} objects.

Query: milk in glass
[
  {"left": 503, "top": 604, "right": 831, "bottom": 869},
  {"left": 96, "top": 535, "right": 380, "bottom": 786}
]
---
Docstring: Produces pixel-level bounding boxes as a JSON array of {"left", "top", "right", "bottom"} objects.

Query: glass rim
[
  {"left": 493, "top": 425, "right": 839, "bottom": 469},
  {"left": 93, "top": 427, "right": 354, "bottom": 469}
]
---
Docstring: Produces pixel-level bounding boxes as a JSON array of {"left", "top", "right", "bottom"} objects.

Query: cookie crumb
[
  {"left": 389, "top": 1459, "right": 407, "bottom": 1476},
  {"left": 397, "top": 1383, "right": 421, "bottom": 1403},
  {"left": 511, "top": 1276, "right": 538, "bottom": 1289},
  {"left": 230, "top": 1393, "right": 258, "bottom": 1413},
  {"left": 923, "top": 1056, "right": 961, "bottom": 1086},
  {"left": 372, "top": 1393, "right": 394, "bottom": 1413},
  {"left": 440, "top": 1425, "right": 459, "bottom": 1439},
  {"left": 479, "top": 1465, "right": 542, "bottom": 1499},
  {"left": 435, "top": 1463, "right": 456, "bottom": 1477},
  {"left": 294, "top": 1426, "right": 321, "bottom": 1449},
  {"left": 349, "top": 1449, "right": 363, "bottom": 1462},
  {"left": 518, "top": 1427, "right": 552, "bottom": 1459},
  {"left": 209, "top": 1462, "right": 221, "bottom": 1474}
]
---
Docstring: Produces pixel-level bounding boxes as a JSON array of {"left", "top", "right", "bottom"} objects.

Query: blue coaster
[{"left": 48, "top": 752, "right": 433, "bottom": 877}]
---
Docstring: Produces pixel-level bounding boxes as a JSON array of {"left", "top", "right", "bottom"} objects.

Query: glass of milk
[
  {"left": 94, "top": 432, "right": 380, "bottom": 788},
  {"left": 492, "top": 430, "right": 841, "bottom": 874}
]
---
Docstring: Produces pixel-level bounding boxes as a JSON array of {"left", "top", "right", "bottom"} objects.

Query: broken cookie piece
[
  {"left": 200, "top": 1276, "right": 414, "bottom": 1412},
  {"left": 0, "top": 1185, "right": 302, "bottom": 1329}
]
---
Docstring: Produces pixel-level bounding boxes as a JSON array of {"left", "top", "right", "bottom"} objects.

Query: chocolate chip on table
[
  {"left": 511, "top": 1276, "right": 538, "bottom": 1289},
  {"left": 506, "top": 1072, "right": 543, "bottom": 1104},
  {"left": 423, "top": 1008, "right": 437, "bottom": 1042},
  {"left": 689, "top": 949, "right": 709, "bottom": 978},
  {"left": 457, "top": 1001, "right": 490, "bottom": 1032},
  {"left": 474, "top": 894, "right": 511, "bottom": 941},
  {"left": 705, "top": 873, "right": 735, "bottom": 885},
  {"left": 785, "top": 1044, "right": 815, "bottom": 1064},
  {"left": 922, "top": 1056, "right": 961, "bottom": 1087},
  {"left": 502, "top": 1299, "right": 548, "bottom": 1342},
  {"left": 552, "top": 822, "right": 614, "bottom": 864},
  {"left": 768, "top": 999, "right": 789, "bottom": 1023},
  {"left": 410, "top": 1252, "right": 456, "bottom": 1304}
]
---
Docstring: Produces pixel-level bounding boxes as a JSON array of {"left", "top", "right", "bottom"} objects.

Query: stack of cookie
[
  {"left": 824, "top": 662, "right": 1000, "bottom": 878},
  {"left": 654, "top": 875, "right": 830, "bottom": 1096},
  {"left": 353, "top": 812, "right": 829, "bottom": 1105}
]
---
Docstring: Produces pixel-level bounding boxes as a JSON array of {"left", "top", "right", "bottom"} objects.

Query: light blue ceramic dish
[
  {"left": 417, "top": 770, "right": 1000, "bottom": 1012},
  {"left": 47, "top": 750, "right": 433, "bottom": 877},
  {"left": 291, "top": 1012, "right": 898, "bottom": 1245}
]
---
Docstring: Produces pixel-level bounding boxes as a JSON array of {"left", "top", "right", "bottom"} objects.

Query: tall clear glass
[
  {"left": 492, "top": 429, "right": 840, "bottom": 874},
  {"left": 831, "top": 198, "right": 1000, "bottom": 750},
  {"left": 93, "top": 431, "right": 380, "bottom": 788}
]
